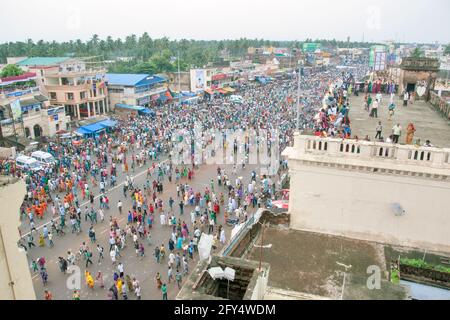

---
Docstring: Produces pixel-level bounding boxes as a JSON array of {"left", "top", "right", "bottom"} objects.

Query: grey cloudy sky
[{"left": 2, "top": 0, "right": 449, "bottom": 43}]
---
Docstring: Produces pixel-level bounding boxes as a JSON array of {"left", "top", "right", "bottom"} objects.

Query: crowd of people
[{"left": 2, "top": 64, "right": 377, "bottom": 300}]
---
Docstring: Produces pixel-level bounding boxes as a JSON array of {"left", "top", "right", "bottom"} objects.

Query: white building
[{"left": 283, "top": 134, "right": 450, "bottom": 253}]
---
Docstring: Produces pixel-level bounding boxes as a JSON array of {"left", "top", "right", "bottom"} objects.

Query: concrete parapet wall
[{"left": 283, "top": 134, "right": 450, "bottom": 254}]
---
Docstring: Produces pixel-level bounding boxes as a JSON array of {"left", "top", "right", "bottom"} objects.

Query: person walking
[
  {"left": 388, "top": 102, "right": 396, "bottom": 121},
  {"left": 97, "top": 244, "right": 104, "bottom": 263},
  {"left": 375, "top": 121, "right": 383, "bottom": 140},
  {"left": 118, "top": 200, "right": 123, "bottom": 215},
  {"left": 162, "top": 283, "right": 168, "bottom": 300},
  {"left": 392, "top": 124, "right": 402, "bottom": 144},
  {"left": 369, "top": 99, "right": 378, "bottom": 118},
  {"left": 403, "top": 91, "right": 409, "bottom": 107},
  {"left": 175, "top": 269, "right": 182, "bottom": 289},
  {"left": 168, "top": 266, "right": 174, "bottom": 283},
  {"left": 85, "top": 249, "right": 93, "bottom": 268}
]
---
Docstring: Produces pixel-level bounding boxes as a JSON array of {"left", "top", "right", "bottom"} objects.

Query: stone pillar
[
  {"left": 76, "top": 104, "right": 81, "bottom": 120},
  {"left": 87, "top": 103, "right": 91, "bottom": 118},
  {"left": 326, "top": 138, "right": 342, "bottom": 155},
  {"left": 396, "top": 146, "right": 410, "bottom": 161},
  {"left": 92, "top": 102, "right": 97, "bottom": 116},
  {"left": 431, "top": 150, "right": 445, "bottom": 166}
]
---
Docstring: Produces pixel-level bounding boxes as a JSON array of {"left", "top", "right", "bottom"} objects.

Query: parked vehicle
[
  {"left": 15, "top": 155, "right": 43, "bottom": 172},
  {"left": 31, "top": 151, "right": 56, "bottom": 166}
]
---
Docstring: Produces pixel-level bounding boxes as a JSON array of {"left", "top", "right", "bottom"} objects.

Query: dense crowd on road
[{"left": 0, "top": 64, "right": 372, "bottom": 300}]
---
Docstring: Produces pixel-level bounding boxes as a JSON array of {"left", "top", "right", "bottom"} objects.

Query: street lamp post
[{"left": 296, "top": 61, "right": 303, "bottom": 131}]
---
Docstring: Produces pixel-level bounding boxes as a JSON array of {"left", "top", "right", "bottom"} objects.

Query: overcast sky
[{"left": 2, "top": 0, "right": 449, "bottom": 44}]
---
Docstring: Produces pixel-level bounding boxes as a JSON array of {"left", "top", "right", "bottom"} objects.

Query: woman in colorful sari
[
  {"left": 405, "top": 123, "right": 416, "bottom": 145},
  {"left": 85, "top": 271, "right": 95, "bottom": 289}
]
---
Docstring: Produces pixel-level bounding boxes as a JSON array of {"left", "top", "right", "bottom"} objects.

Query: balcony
[
  {"left": 44, "top": 67, "right": 107, "bottom": 77},
  {"left": 283, "top": 134, "right": 450, "bottom": 173}
]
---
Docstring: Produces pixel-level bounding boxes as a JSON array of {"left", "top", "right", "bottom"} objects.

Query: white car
[
  {"left": 31, "top": 151, "right": 56, "bottom": 166},
  {"left": 15, "top": 155, "right": 43, "bottom": 172}
]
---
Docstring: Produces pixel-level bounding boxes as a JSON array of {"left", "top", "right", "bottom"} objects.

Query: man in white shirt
[
  {"left": 117, "top": 200, "right": 123, "bottom": 214},
  {"left": 403, "top": 91, "right": 409, "bottom": 106},
  {"left": 370, "top": 100, "right": 379, "bottom": 118},
  {"left": 392, "top": 124, "right": 402, "bottom": 143},
  {"left": 118, "top": 262, "right": 124, "bottom": 278}
]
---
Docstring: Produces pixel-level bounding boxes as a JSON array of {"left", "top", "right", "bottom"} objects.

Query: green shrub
[{"left": 400, "top": 258, "right": 450, "bottom": 274}]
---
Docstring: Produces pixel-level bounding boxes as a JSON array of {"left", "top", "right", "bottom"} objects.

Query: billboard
[
  {"left": 10, "top": 99, "right": 22, "bottom": 120},
  {"left": 303, "top": 43, "right": 321, "bottom": 53},
  {"left": 191, "top": 69, "right": 206, "bottom": 92},
  {"left": 374, "top": 52, "right": 387, "bottom": 71},
  {"left": 369, "top": 45, "right": 387, "bottom": 69}
]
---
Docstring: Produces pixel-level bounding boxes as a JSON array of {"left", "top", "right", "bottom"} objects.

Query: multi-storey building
[
  {"left": 106, "top": 73, "right": 167, "bottom": 108},
  {"left": 0, "top": 71, "right": 70, "bottom": 140},
  {"left": 15, "top": 57, "right": 109, "bottom": 120}
]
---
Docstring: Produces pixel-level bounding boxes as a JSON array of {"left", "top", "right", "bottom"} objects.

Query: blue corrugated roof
[
  {"left": 106, "top": 73, "right": 148, "bottom": 86},
  {"left": 106, "top": 73, "right": 166, "bottom": 87},
  {"left": 135, "top": 75, "right": 166, "bottom": 87},
  {"left": 17, "top": 57, "right": 70, "bottom": 66}
]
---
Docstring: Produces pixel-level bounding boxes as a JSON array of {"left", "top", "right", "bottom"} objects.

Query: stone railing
[
  {"left": 430, "top": 91, "right": 450, "bottom": 120},
  {"left": 292, "top": 134, "right": 450, "bottom": 169}
]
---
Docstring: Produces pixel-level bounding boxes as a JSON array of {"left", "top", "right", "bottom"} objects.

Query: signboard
[
  {"left": 47, "top": 107, "right": 64, "bottom": 116},
  {"left": 303, "top": 43, "right": 321, "bottom": 53},
  {"left": 191, "top": 69, "right": 206, "bottom": 92},
  {"left": 21, "top": 103, "right": 41, "bottom": 112},
  {"left": 10, "top": 99, "right": 22, "bottom": 120},
  {"left": 6, "top": 89, "right": 33, "bottom": 98},
  {"left": 138, "top": 96, "right": 150, "bottom": 105}
]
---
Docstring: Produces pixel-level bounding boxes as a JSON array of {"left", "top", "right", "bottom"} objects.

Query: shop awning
[
  {"left": 76, "top": 122, "right": 107, "bottom": 135},
  {"left": 76, "top": 127, "right": 94, "bottom": 135},
  {"left": 223, "top": 87, "right": 236, "bottom": 93},
  {"left": 215, "top": 88, "right": 227, "bottom": 94},
  {"left": 204, "top": 88, "right": 214, "bottom": 95}
]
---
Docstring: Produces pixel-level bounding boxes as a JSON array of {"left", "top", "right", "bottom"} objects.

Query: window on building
[
  {"left": 55, "top": 123, "right": 60, "bottom": 131},
  {"left": 66, "top": 92, "right": 74, "bottom": 100},
  {"left": 50, "top": 92, "right": 57, "bottom": 100},
  {"left": 80, "top": 91, "right": 86, "bottom": 99}
]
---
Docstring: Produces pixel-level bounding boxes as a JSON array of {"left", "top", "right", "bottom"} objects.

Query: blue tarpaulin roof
[
  {"left": 76, "top": 119, "right": 117, "bottom": 135},
  {"left": 76, "top": 127, "right": 93, "bottom": 135}
]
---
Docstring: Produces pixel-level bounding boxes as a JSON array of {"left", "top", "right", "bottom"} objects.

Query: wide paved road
[{"left": 26, "top": 134, "right": 277, "bottom": 300}]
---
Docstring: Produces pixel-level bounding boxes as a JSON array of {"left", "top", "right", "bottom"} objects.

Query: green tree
[
  {"left": 444, "top": 44, "right": 450, "bottom": 56},
  {"left": 1, "top": 64, "right": 24, "bottom": 77},
  {"left": 411, "top": 47, "right": 424, "bottom": 58}
]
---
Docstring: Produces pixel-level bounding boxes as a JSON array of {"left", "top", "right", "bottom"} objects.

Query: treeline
[{"left": 0, "top": 34, "right": 377, "bottom": 74}]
